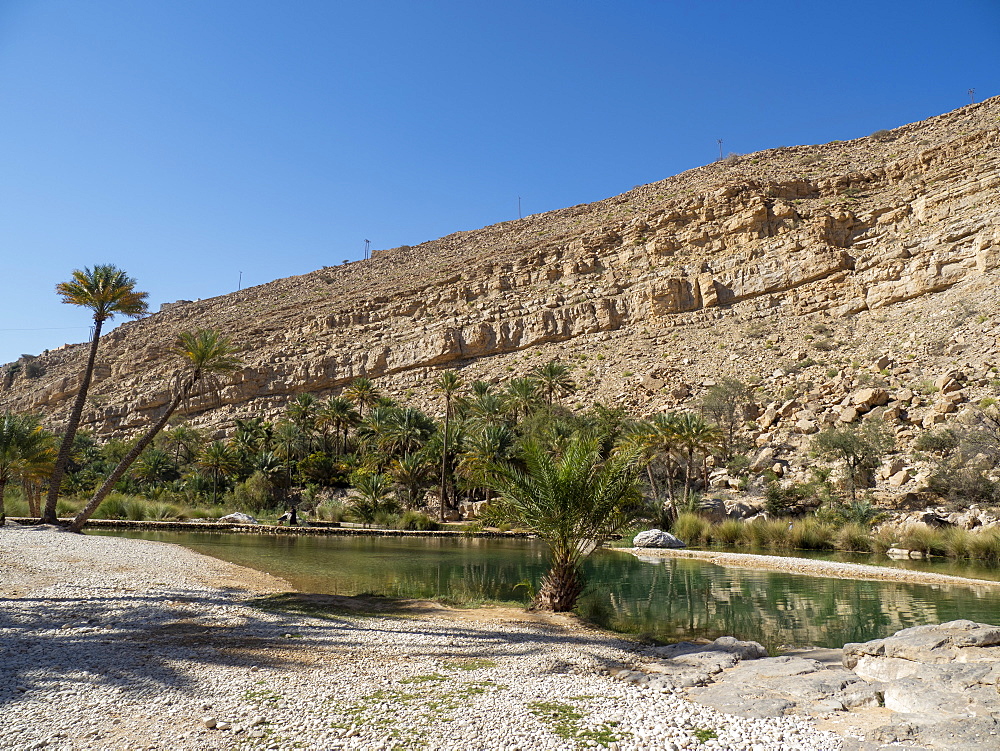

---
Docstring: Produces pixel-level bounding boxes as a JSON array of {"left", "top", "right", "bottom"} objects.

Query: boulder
[
  {"left": 851, "top": 388, "right": 890, "bottom": 411},
  {"left": 217, "top": 512, "right": 257, "bottom": 524},
  {"left": 633, "top": 529, "right": 685, "bottom": 548}
]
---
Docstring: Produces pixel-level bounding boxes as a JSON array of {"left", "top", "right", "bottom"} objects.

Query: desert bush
[
  {"left": 900, "top": 525, "right": 948, "bottom": 557},
  {"left": 711, "top": 519, "right": 746, "bottom": 546},
  {"left": 746, "top": 518, "right": 792, "bottom": 549},
  {"left": 967, "top": 528, "right": 1000, "bottom": 563}
]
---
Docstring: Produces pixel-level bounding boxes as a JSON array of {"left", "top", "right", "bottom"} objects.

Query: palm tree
[
  {"left": 671, "top": 412, "right": 722, "bottom": 504},
  {"left": 161, "top": 423, "right": 203, "bottom": 467},
  {"left": 317, "top": 396, "right": 359, "bottom": 455},
  {"left": 350, "top": 471, "right": 396, "bottom": 527},
  {"left": 435, "top": 370, "right": 463, "bottom": 522},
  {"left": 504, "top": 377, "right": 541, "bottom": 422},
  {"left": 457, "top": 424, "right": 516, "bottom": 502},
  {"left": 344, "top": 377, "right": 380, "bottom": 418},
  {"left": 42, "top": 265, "right": 148, "bottom": 523},
  {"left": 198, "top": 440, "right": 239, "bottom": 504},
  {"left": 628, "top": 411, "right": 682, "bottom": 511},
  {"left": 531, "top": 361, "right": 576, "bottom": 406},
  {"left": 286, "top": 394, "right": 318, "bottom": 449},
  {"left": 0, "top": 413, "right": 55, "bottom": 525},
  {"left": 466, "top": 393, "right": 507, "bottom": 427},
  {"left": 485, "top": 436, "right": 644, "bottom": 612},
  {"left": 69, "top": 329, "right": 240, "bottom": 532},
  {"left": 389, "top": 453, "right": 432, "bottom": 510},
  {"left": 273, "top": 421, "right": 305, "bottom": 495},
  {"left": 380, "top": 407, "right": 435, "bottom": 457}
]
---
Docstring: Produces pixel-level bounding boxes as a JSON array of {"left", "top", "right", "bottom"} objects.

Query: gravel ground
[
  {"left": 623, "top": 547, "right": 1000, "bottom": 590},
  {"left": 0, "top": 525, "right": 847, "bottom": 751}
]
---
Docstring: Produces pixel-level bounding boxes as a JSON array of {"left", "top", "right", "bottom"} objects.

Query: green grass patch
[
  {"left": 693, "top": 727, "right": 719, "bottom": 743},
  {"left": 528, "top": 700, "right": 625, "bottom": 748},
  {"left": 441, "top": 658, "right": 497, "bottom": 671}
]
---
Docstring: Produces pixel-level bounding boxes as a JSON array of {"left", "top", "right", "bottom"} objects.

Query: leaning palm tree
[
  {"left": 435, "top": 370, "right": 463, "bottom": 522},
  {"left": 42, "top": 265, "right": 148, "bottom": 523},
  {"left": 485, "top": 436, "right": 645, "bottom": 612},
  {"left": 0, "top": 413, "right": 56, "bottom": 525},
  {"left": 68, "top": 329, "right": 240, "bottom": 532},
  {"left": 531, "top": 361, "right": 576, "bottom": 406}
]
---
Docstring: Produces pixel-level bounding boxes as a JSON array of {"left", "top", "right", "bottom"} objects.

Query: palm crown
[{"left": 56, "top": 265, "right": 149, "bottom": 322}]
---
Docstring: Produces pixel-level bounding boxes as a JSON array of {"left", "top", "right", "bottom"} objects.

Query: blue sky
[{"left": 1, "top": 0, "right": 998, "bottom": 366}]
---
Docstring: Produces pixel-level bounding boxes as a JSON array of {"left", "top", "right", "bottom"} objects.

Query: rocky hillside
[{"left": 3, "top": 97, "right": 1000, "bottom": 494}]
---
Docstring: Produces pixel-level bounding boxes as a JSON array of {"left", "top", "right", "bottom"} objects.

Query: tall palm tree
[
  {"left": 42, "top": 265, "right": 148, "bottom": 523},
  {"left": 161, "top": 423, "right": 203, "bottom": 467},
  {"left": 317, "top": 396, "right": 359, "bottom": 455},
  {"left": 344, "top": 377, "right": 380, "bottom": 418},
  {"left": 198, "top": 440, "right": 239, "bottom": 504},
  {"left": 457, "top": 423, "right": 516, "bottom": 502},
  {"left": 286, "top": 394, "right": 318, "bottom": 449},
  {"left": 504, "top": 377, "right": 541, "bottom": 422},
  {"left": 671, "top": 412, "right": 722, "bottom": 504},
  {"left": 0, "top": 413, "right": 55, "bottom": 525},
  {"left": 435, "top": 370, "right": 463, "bottom": 522},
  {"left": 69, "top": 329, "right": 240, "bottom": 532},
  {"left": 531, "top": 361, "right": 576, "bottom": 406},
  {"left": 485, "top": 436, "right": 644, "bottom": 612}
]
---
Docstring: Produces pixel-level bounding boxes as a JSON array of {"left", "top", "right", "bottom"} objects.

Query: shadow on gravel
[{"left": 0, "top": 587, "right": 317, "bottom": 709}]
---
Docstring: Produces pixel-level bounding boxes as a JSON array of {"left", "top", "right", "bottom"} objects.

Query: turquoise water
[{"left": 99, "top": 530, "right": 1000, "bottom": 649}]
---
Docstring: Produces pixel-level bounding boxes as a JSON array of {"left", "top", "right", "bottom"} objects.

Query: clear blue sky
[{"left": 1, "top": 0, "right": 997, "bottom": 366}]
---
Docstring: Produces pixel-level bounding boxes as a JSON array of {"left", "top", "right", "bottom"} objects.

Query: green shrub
[
  {"left": 712, "top": 519, "right": 745, "bottom": 546},
  {"left": 834, "top": 523, "right": 873, "bottom": 552},
  {"left": 672, "top": 512, "right": 709, "bottom": 545},
  {"left": 967, "top": 528, "right": 1000, "bottom": 562},
  {"left": 900, "top": 525, "right": 948, "bottom": 557},
  {"left": 397, "top": 510, "right": 440, "bottom": 531},
  {"left": 746, "top": 518, "right": 791, "bottom": 549},
  {"left": 788, "top": 518, "right": 835, "bottom": 550}
]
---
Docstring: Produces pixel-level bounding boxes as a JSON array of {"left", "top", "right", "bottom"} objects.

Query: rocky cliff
[{"left": 3, "top": 98, "right": 1000, "bottom": 449}]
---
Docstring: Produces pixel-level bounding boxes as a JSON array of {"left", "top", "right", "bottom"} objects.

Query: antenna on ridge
[
  {"left": 717, "top": 139, "right": 723, "bottom": 161},
  {"left": 364, "top": 239, "right": 371, "bottom": 260},
  {"left": 518, "top": 196, "right": 522, "bottom": 220},
  {"left": 969, "top": 88, "right": 976, "bottom": 105},
  {"left": 238, "top": 271, "right": 242, "bottom": 291}
]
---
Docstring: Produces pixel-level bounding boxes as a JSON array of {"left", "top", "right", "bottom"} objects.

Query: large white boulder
[
  {"left": 633, "top": 529, "right": 686, "bottom": 548},
  {"left": 218, "top": 512, "right": 257, "bottom": 524}
]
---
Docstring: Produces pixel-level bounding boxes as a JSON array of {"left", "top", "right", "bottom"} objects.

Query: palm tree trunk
[
  {"left": 69, "top": 374, "right": 195, "bottom": 533},
  {"left": 439, "top": 401, "right": 450, "bottom": 523},
  {"left": 0, "top": 476, "right": 8, "bottom": 526},
  {"left": 535, "top": 552, "right": 584, "bottom": 612},
  {"left": 41, "top": 317, "right": 104, "bottom": 523}
]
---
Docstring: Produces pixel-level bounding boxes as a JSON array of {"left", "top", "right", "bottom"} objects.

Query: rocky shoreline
[{"left": 3, "top": 526, "right": 999, "bottom": 750}]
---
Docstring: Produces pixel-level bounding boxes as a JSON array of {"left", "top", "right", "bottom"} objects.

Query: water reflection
[{"left": 100, "top": 531, "right": 1000, "bottom": 649}]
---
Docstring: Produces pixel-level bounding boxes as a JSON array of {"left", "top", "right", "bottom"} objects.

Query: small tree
[
  {"left": 435, "top": 370, "right": 463, "bottom": 521},
  {"left": 812, "top": 421, "right": 894, "bottom": 502},
  {"left": 485, "top": 436, "right": 644, "bottom": 612},
  {"left": 531, "top": 361, "right": 576, "bottom": 406},
  {"left": 699, "top": 378, "right": 754, "bottom": 460}
]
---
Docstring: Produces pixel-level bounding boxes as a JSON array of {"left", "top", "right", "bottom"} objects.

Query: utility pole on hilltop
[
  {"left": 717, "top": 139, "right": 723, "bottom": 160},
  {"left": 238, "top": 271, "right": 242, "bottom": 291},
  {"left": 518, "top": 196, "right": 522, "bottom": 220},
  {"left": 969, "top": 88, "right": 976, "bottom": 105},
  {"left": 364, "top": 239, "right": 371, "bottom": 260}
]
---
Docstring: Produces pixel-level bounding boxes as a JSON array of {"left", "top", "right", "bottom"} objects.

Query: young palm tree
[
  {"left": 69, "top": 329, "right": 240, "bottom": 532},
  {"left": 486, "top": 436, "right": 645, "bottom": 612},
  {"left": 457, "top": 423, "right": 516, "bottom": 502},
  {"left": 42, "top": 265, "right": 148, "bottom": 523},
  {"left": 531, "top": 361, "right": 576, "bottom": 406},
  {"left": 435, "top": 370, "right": 463, "bottom": 522},
  {"left": 286, "top": 394, "right": 318, "bottom": 449},
  {"left": 161, "top": 423, "right": 203, "bottom": 467},
  {"left": 344, "top": 377, "right": 380, "bottom": 418},
  {"left": 389, "top": 453, "right": 433, "bottom": 510},
  {"left": 350, "top": 471, "right": 397, "bottom": 527},
  {"left": 0, "top": 413, "right": 56, "bottom": 525}
]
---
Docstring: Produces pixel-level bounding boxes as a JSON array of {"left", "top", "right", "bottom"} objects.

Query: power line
[{"left": 0, "top": 326, "right": 92, "bottom": 331}]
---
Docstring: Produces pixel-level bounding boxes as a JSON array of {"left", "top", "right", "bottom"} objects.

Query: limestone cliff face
[{"left": 3, "top": 98, "right": 1000, "bottom": 435}]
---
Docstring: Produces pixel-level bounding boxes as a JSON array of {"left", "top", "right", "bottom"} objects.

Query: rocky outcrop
[
  {"left": 616, "top": 621, "right": 1000, "bottom": 749},
  {"left": 3, "top": 98, "right": 1000, "bottom": 445}
]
